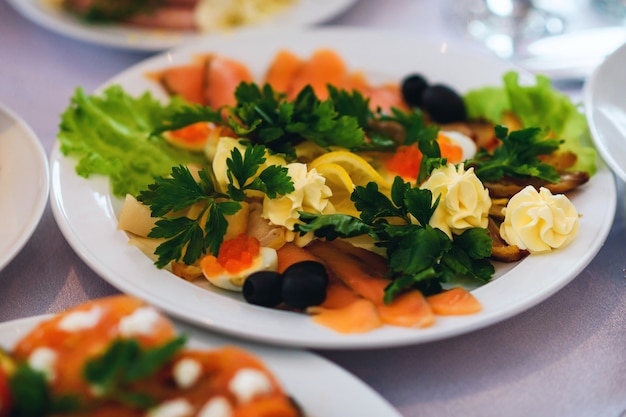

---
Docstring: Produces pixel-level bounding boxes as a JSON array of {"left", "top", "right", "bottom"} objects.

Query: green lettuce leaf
[
  {"left": 463, "top": 71, "right": 597, "bottom": 175},
  {"left": 58, "top": 85, "right": 206, "bottom": 198}
]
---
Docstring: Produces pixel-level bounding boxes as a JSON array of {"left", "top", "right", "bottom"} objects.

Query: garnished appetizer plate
[
  {"left": 50, "top": 27, "right": 616, "bottom": 349},
  {"left": 6, "top": 0, "right": 360, "bottom": 51},
  {"left": 0, "top": 104, "right": 49, "bottom": 272},
  {"left": 0, "top": 312, "right": 402, "bottom": 416},
  {"left": 584, "top": 41, "right": 626, "bottom": 184}
]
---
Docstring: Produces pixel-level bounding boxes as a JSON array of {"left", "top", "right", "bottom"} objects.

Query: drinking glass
[
  {"left": 592, "top": 0, "right": 626, "bottom": 20},
  {"left": 450, "top": 0, "right": 565, "bottom": 58}
]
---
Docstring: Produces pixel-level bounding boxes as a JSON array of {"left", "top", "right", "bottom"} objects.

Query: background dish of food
[
  {"left": 0, "top": 104, "right": 49, "bottom": 272},
  {"left": 584, "top": 41, "right": 626, "bottom": 184},
  {"left": 49, "top": 27, "right": 616, "bottom": 349},
  {"left": 0, "top": 312, "right": 402, "bottom": 417},
  {"left": 6, "top": 0, "right": 360, "bottom": 51}
]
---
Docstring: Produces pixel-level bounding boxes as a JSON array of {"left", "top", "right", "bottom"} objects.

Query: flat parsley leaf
[
  {"left": 296, "top": 212, "right": 371, "bottom": 240},
  {"left": 84, "top": 336, "right": 186, "bottom": 409},
  {"left": 9, "top": 364, "right": 80, "bottom": 417},
  {"left": 226, "top": 145, "right": 294, "bottom": 200},
  {"left": 137, "top": 165, "right": 214, "bottom": 217},
  {"left": 327, "top": 85, "right": 371, "bottom": 128},
  {"left": 468, "top": 125, "right": 562, "bottom": 182},
  {"left": 352, "top": 181, "right": 407, "bottom": 224}
]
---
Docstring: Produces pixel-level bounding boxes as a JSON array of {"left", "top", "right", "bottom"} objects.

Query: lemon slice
[
  {"left": 312, "top": 162, "right": 360, "bottom": 216},
  {"left": 309, "top": 151, "right": 390, "bottom": 190}
]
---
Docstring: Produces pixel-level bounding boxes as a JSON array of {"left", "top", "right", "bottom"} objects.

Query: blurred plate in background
[
  {"left": 519, "top": 26, "right": 626, "bottom": 80},
  {"left": 6, "top": 0, "right": 360, "bottom": 51},
  {"left": 0, "top": 314, "right": 402, "bottom": 417},
  {"left": 585, "top": 41, "right": 626, "bottom": 183},
  {"left": 0, "top": 104, "right": 49, "bottom": 271}
]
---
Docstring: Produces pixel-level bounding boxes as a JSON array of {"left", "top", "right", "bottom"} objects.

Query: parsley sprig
[
  {"left": 467, "top": 125, "right": 563, "bottom": 182},
  {"left": 9, "top": 365, "right": 80, "bottom": 417},
  {"left": 229, "top": 83, "right": 366, "bottom": 157},
  {"left": 296, "top": 176, "right": 494, "bottom": 302},
  {"left": 137, "top": 144, "right": 293, "bottom": 268},
  {"left": 84, "top": 336, "right": 186, "bottom": 409}
]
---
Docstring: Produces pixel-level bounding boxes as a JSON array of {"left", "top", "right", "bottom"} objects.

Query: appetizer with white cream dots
[{"left": 0, "top": 295, "right": 302, "bottom": 417}]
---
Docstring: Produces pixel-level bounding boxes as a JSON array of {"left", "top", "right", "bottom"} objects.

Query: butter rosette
[
  {"left": 500, "top": 186, "right": 579, "bottom": 253},
  {"left": 420, "top": 163, "right": 491, "bottom": 238},
  {"left": 262, "top": 163, "right": 333, "bottom": 230}
]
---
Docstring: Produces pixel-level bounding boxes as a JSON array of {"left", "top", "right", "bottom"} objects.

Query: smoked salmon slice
[
  {"left": 275, "top": 242, "right": 324, "bottom": 274},
  {"left": 377, "top": 290, "right": 435, "bottom": 328},
  {"left": 205, "top": 55, "right": 253, "bottom": 109},
  {"left": 125, "top": 6, "right": 196, "bottom": 30},
  {"left": 309, "top": 299, "right": 382, "bottom": 334},
  {"left": 306, "top": 240, "right": 389, "bottom": 304},
  {"left": 263, "top": 49, "right": 304, "bottom": 94},
  {"left": 307, "top": 240, "right": 437, "bottom": 329},
  {"left": 426, "top": 287, "right": 482, "bottom": 315},
  {"left": 366, "top": 84, "right": 410, "bottom": 114},
  {"left": 287, "top": 49, "right": 347, "bottom": 100},
  {"left": 318, "top": 280, "right": 362, "bottom": 309},
  {"left": 158, "top": 63, "right": 206, "bottom": 105}
]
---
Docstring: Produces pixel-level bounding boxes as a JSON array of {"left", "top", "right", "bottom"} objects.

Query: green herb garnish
[
  {"left": 230, "top": 83, "right": 366, "bottom": 156},
  {"left": 9, "top": 364, "right": 80, "bottom": 417},
  {"left": 467, "top": 125, "right": 562, "bottom": 183},
  {"left": 83, "top": 336, "right": 186, "bottom": 409},
  {"left": 296, "top": 176, "right": 494, "bottom": 302},
  {"left": 137, "top": 144, "right": 293, "bottom": 268},
  {"left": 67, "top": 0, "right": 164, "bottom": 23},
  {"left": 464, "top": 70, "right": 597, "bottom": 175}
]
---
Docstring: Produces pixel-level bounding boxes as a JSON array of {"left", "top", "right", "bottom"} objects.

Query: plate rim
[
  {"left": 0, "top": 103, "right": 50, "bottom": 271},
  {"left": 49, "top": 26, "right": 617, "bottom": 349},
  {"left": 584, "top": 41, "right": 626, "bottom": 184},
  {"left": 0, "top": 313, "right": 402, "bottom": 417},
  {"left": 6, "top": 0, "right": 361, "bottom": 51}
]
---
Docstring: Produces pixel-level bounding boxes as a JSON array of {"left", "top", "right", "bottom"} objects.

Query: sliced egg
[
  {"left": 202, "top": 247, "right": 278, "bottom": 292},
  {"left": 440, "top": 130, "right": 478, "bottom": 160},
  {"left": 163, "top": 122, "right": 220, "bottom": 152}
]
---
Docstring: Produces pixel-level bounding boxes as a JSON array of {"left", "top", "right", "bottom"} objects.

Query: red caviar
[
  {"left": 385, "top": 132, "right": 464, "bottom": 180},
  {"left": 385, "top": 143, "right": 423, "bottom": 180},
  {"left": 201, "top": 234, "right": 261, "bottom": 277}
]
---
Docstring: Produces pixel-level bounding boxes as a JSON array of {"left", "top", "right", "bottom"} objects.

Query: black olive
[
  {"left": 421, "top": 84, "right": 467, "bottom": 124},
  {"left": 243, "top": 271, "right": 283, "bottom": 307},
  {"left": 281, "top": 261, "right": 328, "bottom": 309},
  {"left": 401, "top": 74, "right": 429, "bottom": 107}
]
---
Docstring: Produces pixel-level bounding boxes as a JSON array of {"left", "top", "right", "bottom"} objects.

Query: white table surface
[{"left": 1, "top": 1, "right": 626, "bottom": 416}]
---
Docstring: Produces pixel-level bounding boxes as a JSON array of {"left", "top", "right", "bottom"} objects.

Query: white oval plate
[
  {"left": 0, "top": 104, "right": 49, "bottom": 271},
  {"left": 584, "top": 41, "right": 626, "bottom": 184},
  {"left": 6, "top": 0, "right": 360, "bottom": 51},
  {"left": 50, "top": 27, "right": 616, "bottom": 349},
  {"left": 0, "top": 314, "right": 401, "bottom": 417}
]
